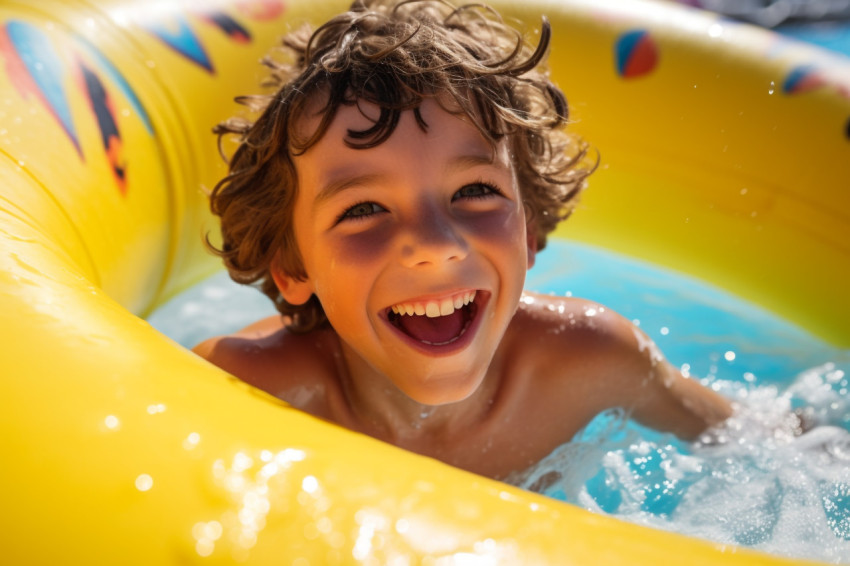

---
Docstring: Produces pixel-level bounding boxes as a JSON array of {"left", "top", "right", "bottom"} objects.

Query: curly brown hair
[{"left": 209, "top": 0, "right": 594, "bottom": 332}]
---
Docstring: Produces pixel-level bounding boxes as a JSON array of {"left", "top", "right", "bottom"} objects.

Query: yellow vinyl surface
[{"left": 0, "top": 0, "right": 847, "bottom": 563}]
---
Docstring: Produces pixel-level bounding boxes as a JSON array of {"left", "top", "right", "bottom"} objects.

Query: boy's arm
[
  {"left": 606, "top": 315, "right": 734, "bottom": 440},
  {"left": 629, "top": 358, "right": 734, "bottom": 440}
]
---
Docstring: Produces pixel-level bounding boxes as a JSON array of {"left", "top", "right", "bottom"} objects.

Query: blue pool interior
[{"left": 149, "top": 238, "right": 850, "bottom": 563}]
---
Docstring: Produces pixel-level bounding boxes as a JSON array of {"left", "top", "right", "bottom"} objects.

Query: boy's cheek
[
  {"left": 325, "top": 226, "right": 395, "bottom": 266},
  {"left": 465, "top": 208, "right": 526, "bottom": 241}
]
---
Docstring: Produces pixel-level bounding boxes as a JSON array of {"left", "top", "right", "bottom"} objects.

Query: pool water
[{"left": 149, "top": 239, "right": 850, "bottom": 563}]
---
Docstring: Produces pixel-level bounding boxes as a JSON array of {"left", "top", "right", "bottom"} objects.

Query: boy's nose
[{"left": 400, "top": 208, "right": 469, "bottom": 268}]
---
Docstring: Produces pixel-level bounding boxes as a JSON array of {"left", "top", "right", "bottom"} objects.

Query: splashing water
[
  {"left": 511, "top": 364, "right": 850, "bottom": 563},
  {"left": 515, "top": 241, "right": 850, "bottom": 564},
  {"left": 150, "top": 240, "right": 850, "bottom": 563}
]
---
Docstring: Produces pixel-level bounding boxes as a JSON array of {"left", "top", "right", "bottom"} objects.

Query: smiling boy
[{"left": 194, "top": 0, "right": 732, "bottom": 480}]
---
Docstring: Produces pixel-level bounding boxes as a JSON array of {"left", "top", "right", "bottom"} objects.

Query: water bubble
[
  {"left": 822, "top": 483, "right": 850, "bottom": 540},
  {"left": 768, "top": 81, "right": 775, "bottom": 95}
]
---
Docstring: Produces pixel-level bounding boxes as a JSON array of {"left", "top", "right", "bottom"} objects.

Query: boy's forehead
[
  {"left": 294, "top": 94, "right": 496, "bottom": 156},
  {"left": 291, "top": 97, "right": 516, "bottom": 208}
]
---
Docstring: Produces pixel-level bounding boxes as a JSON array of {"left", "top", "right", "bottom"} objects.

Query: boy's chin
[{"left": 395, "top": 371, "right": 486, "bottom": 407}]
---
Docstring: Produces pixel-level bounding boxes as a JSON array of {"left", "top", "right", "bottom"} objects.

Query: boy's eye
[
  {"left": 453, "top": 183, "right": 500, "bottom": 201},
  {"left": 338, "top": 201, "right": 385, "bottom": 222}
]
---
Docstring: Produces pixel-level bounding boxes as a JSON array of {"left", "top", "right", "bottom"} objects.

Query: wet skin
[{"left": 195, "top": 98, "right": 732, "bottom": 480}]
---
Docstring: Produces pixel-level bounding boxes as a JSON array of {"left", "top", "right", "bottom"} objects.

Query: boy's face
[{"left": 274, "top": 97, "right": 534, "bottom": 405}]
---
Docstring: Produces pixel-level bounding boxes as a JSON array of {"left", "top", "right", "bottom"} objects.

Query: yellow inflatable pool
[{"left": 1, "top": 0, "right": 847, "bottom": 563}]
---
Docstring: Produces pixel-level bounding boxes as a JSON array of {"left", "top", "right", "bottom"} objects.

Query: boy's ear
[
  {"left": 270, "top": 255, "right": 314, "bottom": 306},
  {"left": 526, "top": 224, "right": 537, "bottom": 270}
]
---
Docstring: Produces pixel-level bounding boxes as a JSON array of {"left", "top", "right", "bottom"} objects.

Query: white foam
[{"left": 511, "top": 365, "right": 850, "bottom": 563}]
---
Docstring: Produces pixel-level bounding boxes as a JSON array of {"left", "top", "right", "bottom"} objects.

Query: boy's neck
[{"left": 333, "top": 338, "right": 500, "bottom": 443}]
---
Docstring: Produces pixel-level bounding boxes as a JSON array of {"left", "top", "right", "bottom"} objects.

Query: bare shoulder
[
  {"left": 501, "top": 292, "right": 662, "bottom": 417},
  {"left": 502, "top": 291, "right": 732, "bottom": 439},
  {"left": 505, "top": 292, "right": 642, "bottom": 363},
  {"left": 498, "top": 293, "right": 640, "bottom": 411},
  {"left": 482, "top": 293, "right": 650, "bottom": 458},
  {"left": 503, "top": 291, "right": 659, "bottom": 405},
  {"left": 192, "top": 315, "right": 288, "bottom": 358},
  {"left": 192, "top": 316, "right": 342, "bottom": 415}
]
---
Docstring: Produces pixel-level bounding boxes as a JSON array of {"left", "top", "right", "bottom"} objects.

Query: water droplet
[
  {"left": 302, "top": 475, "right": 319, "bottom": 494},
  {"left": 195, "top": 539, "right": 214, "bottom": 557},
  {"left": 147, "top": 403, "right": 166, "bottom": 414},
  {"left": 193, "top": 520, "right": 223, "bottom": 542},
  {"left": 183, "top": 432, "right": 201, "bottom": 450},
  {"left": 135, "top": 474, "right": 154, "bottom": 492},
  {"left": 724, "top": 351, "right": 736, "bottom": 362},
  {"left": 104, "top": 415, "right": 121, "bottom": 430},
  {"left": 233, "top": 452, "right": 253, "bottom": 472},
  {"left": 768, "top": 81, "right": 775, "bottom": 95}
]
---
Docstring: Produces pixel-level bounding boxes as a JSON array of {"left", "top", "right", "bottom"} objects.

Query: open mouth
[{"left": 386, "top": 290, "right": 483, "bottom": 347}]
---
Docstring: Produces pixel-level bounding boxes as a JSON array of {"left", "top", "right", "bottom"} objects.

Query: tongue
[{"left": 397, "top": 308, "right": 465, "bottom": 344}]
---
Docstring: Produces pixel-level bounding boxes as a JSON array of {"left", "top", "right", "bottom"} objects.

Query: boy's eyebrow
[
  {"left": 315, "top": 152, "right": 497, "bottom": 207},
  {"left": 444, "top": 152, "right": 496, "bottom": 175},
  {"left": 314, "top": 173, "right": 387, "bottom": 207}
]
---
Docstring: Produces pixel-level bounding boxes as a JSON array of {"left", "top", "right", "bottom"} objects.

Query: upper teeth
[{"left": 391, "top": 291, "right": 476, "bottom": 318}]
